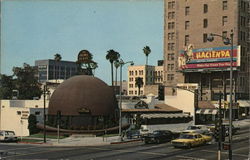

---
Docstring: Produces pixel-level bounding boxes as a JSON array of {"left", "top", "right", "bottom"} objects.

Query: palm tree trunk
[
  {"left": 146, "top": 56, "right": 148, "bottom": 66},
  {"left": 115, "top": 67, "right": 118, "bottom": 93},
  {"left": 54, "top": 65, "right": 55, "bottom": 81},
  {"left": 111, "top": 63, "right": 114, "bottom": 86}
]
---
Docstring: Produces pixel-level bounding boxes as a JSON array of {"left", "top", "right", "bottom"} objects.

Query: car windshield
[
  {"left": 179, "top": 134, "right": 195, "bottom": 139},
  {"left": 153, "top": 131, "right": 161, "bottom": 135},
  {"left": 187, "top": 126, "right": 200, "bottom": 130},
  {"left": 6, "top": 131, "right": 15, "bottom": 135}
]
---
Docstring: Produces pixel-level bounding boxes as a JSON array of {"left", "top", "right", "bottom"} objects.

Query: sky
[{"left": 1, "top": 0, "right": 164, "bottom": 85}]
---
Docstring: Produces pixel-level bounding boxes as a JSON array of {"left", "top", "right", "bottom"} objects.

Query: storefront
[
  {"left": 196, "top": 108, "right": 218, "bottom": 124},
  {"left": 238, "top": 100, "right": 250, "bottom": 119}
]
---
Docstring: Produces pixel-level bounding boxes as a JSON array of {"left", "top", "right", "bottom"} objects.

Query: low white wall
[
  {"left": 0, "top": 100, "right": 49, "bottom": 137},
  {"left": 165, "top": 89, "right": 195, "bottom": 116},
  {"left": 0, "top": 104, "right": 29, "bottom": 136}
]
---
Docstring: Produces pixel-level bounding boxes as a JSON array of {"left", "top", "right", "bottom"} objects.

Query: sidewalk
[
  {"left": 19, "top": 119, "right": 249, "bottom": 147},
  {"left": 48, "top": 135, "right": 139, "bottom": 147}
]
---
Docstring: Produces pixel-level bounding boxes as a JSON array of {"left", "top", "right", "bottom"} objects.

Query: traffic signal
[
  {"left": 221, "top": 125, "right": 226, "bottom": 142},
  {"left": 158, "top": 85, "right": 165, "bottom": 100},
  {"left": 57, "top": 110, "right": 61, "bottom": 124},
  {"left": 214, "top": 126, "right": 219, "bottom": 142}
]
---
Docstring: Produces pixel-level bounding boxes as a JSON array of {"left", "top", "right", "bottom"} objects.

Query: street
[{"left": 0, "top": 128, "right": 249, "bottom": 160}]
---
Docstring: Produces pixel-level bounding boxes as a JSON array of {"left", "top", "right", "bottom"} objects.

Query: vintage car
[
  {"left": 143, "top": 130, "right": 177, "bottom": 144},
  {"left": 126, "top": 130, "right": 141, "bottom": 139},
  {"left": 171, "top": 133, "right": 212, "bottom": 148},
  {"left": 0, "top": 130, "right": 18, "bottom": 142},
  {"left": 182, "top": 125, "right": 210, "bottom": 135}
]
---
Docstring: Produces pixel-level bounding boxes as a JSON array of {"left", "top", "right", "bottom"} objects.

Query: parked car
[
  {"left": 223, "top": 124, "right": 240, "bottom": 136},
  {"left": 0, "top": 130, "right": 18, "bottom": 142},
  {"left": 143, "top": 130, "right": 176, "bottom": 144},
  {"left": 183, "top": 125, "right": 210, "bottom": 135},
  {"left": 126, "top": 130, "right": 141, "bottom": 139},
  {"left": 171, "top": 133, "right": 212, "bottom": 148}
]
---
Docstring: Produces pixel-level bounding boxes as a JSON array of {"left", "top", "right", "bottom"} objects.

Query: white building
[
  {"left": 0, "top": 99, "right": 49, "bottom": 136},
  {"left": 127, "top": 65, "right": 164, "bottom": 96}
]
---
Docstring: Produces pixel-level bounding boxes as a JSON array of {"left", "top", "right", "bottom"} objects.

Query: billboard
[{"left": 178, "top": 45, "right": 241, "bottom": 72}]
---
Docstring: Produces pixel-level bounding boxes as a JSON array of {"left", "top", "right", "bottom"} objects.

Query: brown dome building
[{"left": 48, "top": 75, "right": 118, "bottom": 130}]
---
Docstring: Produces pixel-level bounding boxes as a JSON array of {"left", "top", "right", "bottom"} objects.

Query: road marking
[
  {"left": 234, "top": 146, "right": 249, "bottom": 152},
  {"left": 2, "top": 147, "right": 74, "bottom": 159},
  {"left": 91, "top": 146, "right": 168, "bottom": 156},
  {"left": 1, "top": 146, "right": 42, "bottom": 152},
  {"left": 176, "top": 155, "right": 206, "bottom": 160},
  {"left": 201, "top": 149, "right": 249, "bottom": 158}
]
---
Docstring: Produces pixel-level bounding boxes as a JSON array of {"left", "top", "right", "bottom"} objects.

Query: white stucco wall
[
  {"left": 165, "top": 89, "right": 195, "bottom": 116},
  {"left": 0, "top": 100, "right": 49, "bottom": 136}
]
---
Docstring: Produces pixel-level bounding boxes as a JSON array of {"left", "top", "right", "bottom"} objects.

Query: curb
[
  {"left": 110, "top": 139, "right": 142, "bottom": 144},
  {"left": 17, "top": 141, "right": 53, "bottom": 145}
]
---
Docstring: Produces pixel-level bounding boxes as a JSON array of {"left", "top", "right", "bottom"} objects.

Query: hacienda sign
[{"left": 178, "top": 46, "right": 241, "bottom": 72}]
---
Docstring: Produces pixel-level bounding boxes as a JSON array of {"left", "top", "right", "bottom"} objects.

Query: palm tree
[
  {"left": 106, "top": 49, "right": 120, "bottom": 86},
  {"left": 114, "top": 60, "right": 120, "bottom": 93},
  {"left": 135, "top": 77, "right": 144, "bottom": 96},
  {"left": 143, "top": 46, "right": 151, "bottom": 66},
  {"left": 54, "top": 53, "right": 62, "bottom": 81}
]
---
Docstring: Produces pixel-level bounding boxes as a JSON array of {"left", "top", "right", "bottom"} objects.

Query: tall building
[
  {"left": 164, "top": 0, "right": 250, "bottom": 101},
  {"left": 127, "top": 63, "right": 164, "bottom": 96},
  {"left": 35, "top": 59, "right": 78, "bottom": 82}
]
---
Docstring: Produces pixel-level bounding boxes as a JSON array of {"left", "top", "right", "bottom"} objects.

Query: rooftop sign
[{"left": 178, "top": 45, "right": 241, "bottom": 72}]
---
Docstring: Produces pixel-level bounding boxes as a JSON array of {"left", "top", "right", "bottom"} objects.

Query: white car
[
  {"left": 183, "top": 125, "right": 210, "bottom": 135},
  {"left": 0, "top": 130, "right": 18, "bottom": 142}
]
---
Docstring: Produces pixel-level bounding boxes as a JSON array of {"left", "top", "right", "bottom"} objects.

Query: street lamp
[
  {"left": 118, "top": 59, "right": 134, "bottom": 141},
  {"left": 207, "top": 30, "right": 234, "bottom": 160},
  {"left": 43, "top": 83, "right": 50, "bottom": 143}
]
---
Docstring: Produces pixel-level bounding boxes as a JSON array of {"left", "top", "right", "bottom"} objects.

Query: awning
[
  {"left": 203, "top": 109, "right": 211, "bottom": 114},
  {"left": 196, "top": 109, "right": 217, "bottom": 115},
  {"left": 211, "top": 109, "right": 218, "bottom": 115},
  {"left": 196, "top": 109, "right": 203, "bottom": 114},
  {"left": 140, "top": 113, "right": 192, "bottom": 119},
  {"left": 238, "top": 100, "right": 250, "bottom": 108}
]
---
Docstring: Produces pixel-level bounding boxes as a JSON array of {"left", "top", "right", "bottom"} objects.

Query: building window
[
  {"left": 222, "top": 16, "right": 228, "bottom": 26},
  {"left": 185, "top": 21, "right": 190, "bottom": 30},
  {"left": 167, "top": 74, "right": 174, "bottom": 81},
  {"left": 167, "top": 43, "right": 175, "bottom": 51},
  {"left": 185, "top": 6, "right": 190, "bottom": 16},
  {"left": 222, "top": 31, "right": 227, "bottom": 39},
  {"left": 168, "top": 12, "right": 175, "bottom": 19},
  {"left": 168, "top": 64, "right": 175, "bottom": 71},
  {"left": 168, "top": 22, "right": 175, "bottom": 29},
  {"left": 17, "top": 111, "right": 21, "bottom": 115},
  {"left": 135, "top": 71, "right": 137, "bottom": 76},
  {"left": 222, "top": 1, "right": 228, "bottom": 10},
  {"left": 240, "top": 31, "right": 246, "bottom": 41},
  {"left": 168, "top": 32, "right": 175, "bottom": 40},
  {"left": 204, "top": 4, "right": 208, "bottom": 13},
  {"left": 185, "top": 35, "right": 189, "bottom": 46},
  {"left": 168, "top": 1, "right": 175, "bottom": 9},
  {"left": 203, "top": 33, "right": 208, "bottom": 43},
  {"left": 241, "top": 16, "right": 246, "bottom": 27},
  {"left": 167, "top": 53, "right": 175, "bottom": 61},
  {"left": 203, "top": 19, "right": 208, "bottom": 28},
  {"left": 35, "top": 111, "right": 40, "bottom": 115}
]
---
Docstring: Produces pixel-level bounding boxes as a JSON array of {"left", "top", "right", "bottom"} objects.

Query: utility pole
[{"left": 218, "top": 92, "right": 222, "bottom": 160}]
